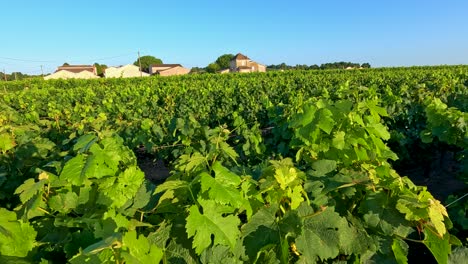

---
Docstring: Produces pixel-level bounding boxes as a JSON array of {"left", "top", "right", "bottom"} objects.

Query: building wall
[
  {"left": 237, "top": 59, "right": 249, "bottom": 67},
  {"left": 238, "top": 68, "right": 252, "bottom": 73},
  {"left": 74, "top": 71, "right": 100, "bottom": 79},
  {"left": 229, "top": 60, "right": 266, "bottom": 73},
  {"left": 158, "top": 66, "right": 190, "bottom": 76},
  {"left": 257, "top": 64, "right": 266, "bottom": 72},
  {"left": 230, "top": 59, "right": 251, "bottom": 72},
  {"left": 230, "top": 61, "right": 237, "bottom": 71},
  {"left": 105, "top": 65, "right": 149, "bottom": 78},
  {"left": 57, "top": 66, "right": 96, "bottom": 74},
  {"left": 44, "top": 70, "right": 75, "bottom": 80},
  {"left": 149, "top": 66, "right": 172, "bottom": 74},
  {"left": 44, "top": 70, "right": 99, "bottom": 80}
]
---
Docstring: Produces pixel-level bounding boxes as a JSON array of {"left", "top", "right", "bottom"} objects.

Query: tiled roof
[
  {"left": 232, "top": 53, "right": 250, "bottom": 60},
  {"left": 150, "top": 64, "right": 182, "bottom": 68},
  {"left": 56, "top": 65, "right": 95, "bottom": 73}
]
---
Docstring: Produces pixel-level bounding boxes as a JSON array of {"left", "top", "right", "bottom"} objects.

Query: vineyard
[{"left": 0, "top": 66, "right": 467, "bottom": 263}]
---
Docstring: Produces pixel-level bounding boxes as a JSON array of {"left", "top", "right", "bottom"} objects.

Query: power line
[
  {"left": 1, "top": 64, "right": 44, "bottom": 70},
  {"left": 0, "top": 51, "right": 143, "bottom": 74},
  {"left": 0, "top": 56, "right": 56, "bottom": 63},
  {"left": 87, "top": 52, "right": 137, "bottom": 62},
  {"left": 445, "top": 192, "right": 468, "bottom": 208},
  {"left": 0, "top": 60, "right": 17, "bottom": 66},
  {"left": 0, "top": 51, "right": 137, "bottom": 65}
]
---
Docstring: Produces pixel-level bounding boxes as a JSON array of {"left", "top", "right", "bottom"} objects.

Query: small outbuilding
[
  {"left": 105, "top": 64, "right": 149, "bottom": 78},
  {"left": 44, "top": 70, "right": 99, "bottom": 80},
  {"left": 56, "top": 65, "right": 97, "bottom": 74},
  {"left": 149, "top": 64, "right": 190, "bottom": 76},
  {"left": 44, "top": 65, "right": 98, "bottom": 80}
]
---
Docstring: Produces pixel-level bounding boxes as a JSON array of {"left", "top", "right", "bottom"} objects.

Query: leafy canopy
[{"left": 134, "top": 55, "right": 163, "bottom": 73}]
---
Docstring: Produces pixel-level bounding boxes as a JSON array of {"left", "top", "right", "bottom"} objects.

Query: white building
[
  {"left": 44, "top": 70, "right": 99, "bottom": 80},
  {"left": 105, "top": 64, "right": 149, "bottom": 78},
  {"left": 44, "top": 65, "right": 98, "bottom": 80}
]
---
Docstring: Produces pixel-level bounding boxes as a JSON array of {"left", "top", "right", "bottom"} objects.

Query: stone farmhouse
[{"left": 229, "top": 53, "right": 266, "bottom": 73}]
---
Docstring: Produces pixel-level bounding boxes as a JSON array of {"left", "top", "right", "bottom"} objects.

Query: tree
[
  {"left": 190, "top": 67, "right": 206, "bottom": 74},
  {"left": 320, "top": 62, "right": 362, "bottom": 70},
  {"left": 206, "top": 63, "right": 221, "bottom": 73},
  {"left": 215, "top": 54, "right": 234, "bottom": 70},
  {"left": 62, "top": 63, "right": 70, "bottom": 66},
  {"left": 94, "top": 63, "right": 108, "bottom": 77},
  {"left": 0, "top": 71, "right": 37, "bottom": 81},
  {"left": 133, "top": 55, "right": 163, "bottom": 73},
  {"left": 361, "top": 63, "right": 371, "bottom": 68}
]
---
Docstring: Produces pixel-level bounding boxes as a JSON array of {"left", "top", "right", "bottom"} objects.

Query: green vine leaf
[
  {"left": 270, "top": 158, "right": 302, "bottom": 190},
  {"left": 392, "top": 238, "right": 409, "bottom": 264},
  {"left": 0, "top": 208, "right": 37, "bottom": 257},
  {"left": 428, "top": 198, "right": 449, "bottom": 236},
  {"left": 178, "top": 152, "right": 208, "bottom": 172},
  {"left": 122, "top": 230, "right": 163, "bottom": 264},
  {"left": 49, "top": 192, "right": 79, "bottom": 213},
  {"left": 316, "top": 108, "right": 335, "bottom": 134},
  {"left": 14, "top": 178, "right": 45, "bottom": 204},
  {"left": 60, "top": 155, "right": 86, "bottom": 186},
  {"left": 332, "top": 131, "right": 345, "bottom": 150},
  {"left": 212, "top": 162, "right": 241, "bottom": 186},
  {"left": 200, "top": 172, "right": 243, "bottom": 208},
  {"left": 186, "top": 199, "right": 240, "bottom": 254},
  {"left": 98, "top": 166, "right": 145, "bottom": 209},
  {"left": 423, "top": 228, "right": 451, "bottom": 264},
  {"left": 241, "top": 205, "right": 282, "bottom": 261},
  {"left": 288, "top": 186, "right": 305, "bottom": 210},
  {"left": 296, "top": 207, "right": 352, "bottom": 262},
  {"left": 310, "top": 159, "right": 337, "bottom": 177},
  {"left": 0, "top": 133, "right": 15, "bottom": 153}
]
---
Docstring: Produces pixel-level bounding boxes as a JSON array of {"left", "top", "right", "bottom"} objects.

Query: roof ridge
[{"left": 232, "top": 53, "right": 250, "bottom": 60}]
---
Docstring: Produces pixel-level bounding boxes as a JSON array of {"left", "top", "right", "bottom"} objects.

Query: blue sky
[{"left": 1, "top": 0, "right": 468, "bottom": 74}]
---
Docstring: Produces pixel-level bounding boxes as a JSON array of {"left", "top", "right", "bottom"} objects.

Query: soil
[
  {"left": 136, "top": 147, "right": 467, "bottom": 202},
  {"left": 135, "top": 147, "right": 171, "bottom": 184},
  {"left": 394, "top": 148, "right": 467, "bottom": 263},
  {"left": 394, "top": 149, "right": 467, "bottom": 202},
  {"left": 138, "top": 157, "right": 170, "bottom": 183}
]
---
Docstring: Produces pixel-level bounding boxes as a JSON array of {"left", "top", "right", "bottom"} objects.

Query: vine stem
[
  {"left": 187, "top": 184, "right": 201, "bottom": 209},
  {"left": 37, "top": 207, "right": 53, "bottom": 216},
  {"left": 395, "top": 234, "right": 424, "bottom": 244}
]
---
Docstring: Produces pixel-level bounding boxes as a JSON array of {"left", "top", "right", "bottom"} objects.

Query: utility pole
[
  {"left": 40, "top": 65, "right": 44, "bottom": 77},
  {"left": 2, "top": 69, "right": 6, "bottom": 93},
  {"left": 14, "top": 72, "right": 17, "bottom": 81},
  {"left": 138, "top": 51, "right": 142, "bottom": 77}
]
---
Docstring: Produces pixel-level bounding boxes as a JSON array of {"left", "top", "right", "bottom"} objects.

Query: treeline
[
  {"left": 267, "top": 62, "right": 371, "bottom": 70},
  {"left": 0, "top": 72, "right": 41, "bottom": 81}
]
